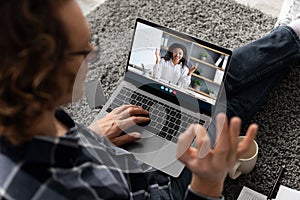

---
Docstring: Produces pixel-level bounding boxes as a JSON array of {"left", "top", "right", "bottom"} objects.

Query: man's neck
[
  {"left": 30, "top": 109, "right": 69, "bottom": 137},
  {"left": 3, "top": 108, "right": 68, "bottom": 145}
]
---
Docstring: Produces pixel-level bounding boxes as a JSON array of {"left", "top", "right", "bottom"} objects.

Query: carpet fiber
[{"left": 66, "top": 0, "right": 300, "bottom": 199}]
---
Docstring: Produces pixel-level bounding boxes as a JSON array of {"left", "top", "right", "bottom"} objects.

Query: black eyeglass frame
[
  {"left": 65, "top": 46, "right": 99, "bottom": 66},
  {"left": 67, "top": 49, "right": 93, "bottom": 57}
]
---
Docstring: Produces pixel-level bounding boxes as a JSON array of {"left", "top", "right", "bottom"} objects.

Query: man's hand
[
  {"left": 88, "top": 105, "right": 150, "bottom": 146},
  {"left": 176, "top": 113, "right": 258, "bottom": 198}
]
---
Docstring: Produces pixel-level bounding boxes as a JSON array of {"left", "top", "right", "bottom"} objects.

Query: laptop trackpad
[{"left": 123, "top": 131, "right": 165, "bottom": 153}]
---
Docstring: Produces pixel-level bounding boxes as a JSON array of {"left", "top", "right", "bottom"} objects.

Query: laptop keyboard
[{"left": 106, "top": 87, "right": 206, "bottom": 143}]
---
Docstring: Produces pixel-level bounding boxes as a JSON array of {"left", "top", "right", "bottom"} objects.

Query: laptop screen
[{"left": 125, "top": 18, "right": 231, "bottom": 116}]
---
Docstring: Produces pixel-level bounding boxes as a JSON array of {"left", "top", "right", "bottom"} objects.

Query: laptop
[{"left": 96, "top": 18, "right": 232, "bottom": 177}]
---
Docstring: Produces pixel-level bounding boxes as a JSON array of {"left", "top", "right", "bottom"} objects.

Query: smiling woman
[{"left": 153, "top": 43, "right": 197, "bottom": 88}]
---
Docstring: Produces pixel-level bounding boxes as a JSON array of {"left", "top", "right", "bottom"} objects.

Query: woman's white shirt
[{"left": 153, "top": 58, "right": 191, "bottom": 88}]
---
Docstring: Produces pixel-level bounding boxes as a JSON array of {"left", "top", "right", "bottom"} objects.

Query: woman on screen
[{"left": 153, "top": 43, "right": 197, "bottom": 88}]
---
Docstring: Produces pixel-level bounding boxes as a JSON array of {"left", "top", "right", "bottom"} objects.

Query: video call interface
[{"left": 128, "top": 22, "right": 230, "bottom": 106}]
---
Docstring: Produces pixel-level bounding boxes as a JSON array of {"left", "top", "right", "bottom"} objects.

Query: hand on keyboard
[
  {"left": 106, "top": 87, "right": 208, "bottom": 144},
  {"left": 88, "top": 105, "right": 150, "bottom": 146}
]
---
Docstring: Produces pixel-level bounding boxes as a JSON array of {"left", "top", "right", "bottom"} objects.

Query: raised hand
[
  {"left": 155, "top": 48, "right": 161, "bottom": 64},
  {"left": 176, "top": 113, "right": 258, "bottom": 198},
  {"left": 188, "top": 63, "right": 198, "bottom": 75},
  {"left": 88, "top": 105, "right": 150, "bottom": 146}
]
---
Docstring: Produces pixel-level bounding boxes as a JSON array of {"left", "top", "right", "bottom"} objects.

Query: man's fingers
[
  {"left": 213, "top": 113, "right": 229, "bottom": 155},
  {"left": 237, "top": 123, "right": 258, "bottom": 157},
  {"left": 103, "top": 105, "right": 150, "bottom": 134},
  {"left": 176, "top": 125, "right": 197, "bottom": 163},
  {"left": 229, "top": 117, "right": 242, "bottom": 138},
  {"left": 195, "top": 125, "right": 211, "bottom": 159},
  {"left": 177, "top": 124, "right": 210, "bottom": 165},
  {"left": 216, "top": 113, "right": 227, "bottom": 141},
  {"left": 127, "top": 107, "right": 149, "bottom": 117},
  {"left": 114, "top": 105, "right": 149, "bottom": 120},
  {"left": 227, "top": 117, "right": 242, "bottom": 157},
  {"left": 110, "top": 104, "right": 132, "bottom": 114},
  {"left": 116, "top": 116, "right": 150, "bottom": 131},
  {"left": 112, "top": 105, "right": 147, "bottom": 115},
  {"left": 112, "top": 132, "right": 141, "bottom": 146}
]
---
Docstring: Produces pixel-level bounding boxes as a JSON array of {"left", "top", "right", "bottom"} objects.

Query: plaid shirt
[{"left": 0, "top": 109, "right": 219, "bottom": 200}]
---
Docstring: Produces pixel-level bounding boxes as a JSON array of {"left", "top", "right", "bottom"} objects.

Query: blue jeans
[
  {"left": 171, "top": 26, "right": 300, "bottom": 199},
  {"left": 224, "top": 26, "right": 300, "bottom": 124}
]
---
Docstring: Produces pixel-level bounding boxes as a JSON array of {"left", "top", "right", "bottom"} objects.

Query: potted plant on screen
[
  {"left": 200, "top": 52, "right": 208, "bottom": 61},
  {"left": 208, "top": 89, "right": 216, "bottom": 98},
  {"left": 194, "top": 68, "right": 203, "bottom": 76},
  {"left": 193, "top": 80, "right": 203, "bottom": 90}
]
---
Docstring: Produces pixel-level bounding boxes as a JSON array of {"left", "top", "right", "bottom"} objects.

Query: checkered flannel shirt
[{"left": 0, "top": 108, "right": 220, "bottom": 200}]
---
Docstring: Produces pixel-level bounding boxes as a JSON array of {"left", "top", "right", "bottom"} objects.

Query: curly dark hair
[
  {"left": 163, "top": 43, "right": 188, "bottom": 68},
  {"left": 0, "top": 0, "right": 71, "bottom": 141}
]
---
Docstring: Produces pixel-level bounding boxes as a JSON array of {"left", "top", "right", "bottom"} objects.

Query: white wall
[{"left": 129, "top": 23, "right": 163, "bottom": 71}]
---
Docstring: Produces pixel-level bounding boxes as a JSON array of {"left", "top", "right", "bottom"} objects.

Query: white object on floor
[
  {"left": 275, "top": 185, "right": 300, "bottom": 200},
  {"left": 77, "top": 0, "right": 105, "bottom": 15},
  {"left": 275, "top": 0, "right": 300, "bottom": 26},
  {"left": 237, "top": 186, "right": 267, "bottom": 200},
  {"left": 235, "top": 0, "right": 283, "bottom": 17}
]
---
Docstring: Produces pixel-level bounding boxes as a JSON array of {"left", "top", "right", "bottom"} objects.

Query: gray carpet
[{"left": 65, "top": 0, "right": 300, "bottom": 199}]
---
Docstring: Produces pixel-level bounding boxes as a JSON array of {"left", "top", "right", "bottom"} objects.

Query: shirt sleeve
[
  {"left": 177, "top": 66, "right": 191, "bottom": 88},
  {"left": 185, "top": 185, "right": 224, "bottom": 200},
  {"left": 153, "top": 58, "right": 165, "bottom": 79}
]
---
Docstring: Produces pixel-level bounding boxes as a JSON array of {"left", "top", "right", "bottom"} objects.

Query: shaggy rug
[{"left": 65, "top": 0, "right": 300, "bottom": 199}]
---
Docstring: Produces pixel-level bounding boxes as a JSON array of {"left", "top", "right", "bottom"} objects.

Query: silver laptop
[{"left": 97, "top": 18, "right": 232, "bottom": 177}]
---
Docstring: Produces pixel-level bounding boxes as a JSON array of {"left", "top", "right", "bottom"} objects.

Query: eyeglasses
[
  {"left": 68, "top": 49, "right": 93, "bottom": 57},
  {"left": 66, "top": 46, "right": 99, "bottom": 64}
]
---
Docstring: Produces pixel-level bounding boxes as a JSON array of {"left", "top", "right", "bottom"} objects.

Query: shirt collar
[
  {"left": 0, "top": 108, "right": 80, "bottom": 167},
  {"left": 1, "top": 135, "right": 80, "bottom": 167}
]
